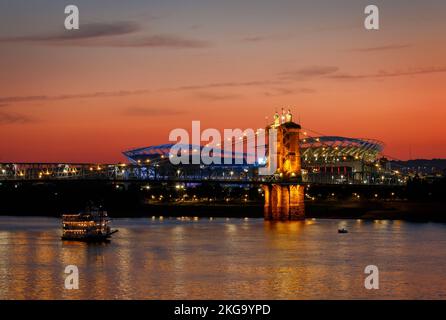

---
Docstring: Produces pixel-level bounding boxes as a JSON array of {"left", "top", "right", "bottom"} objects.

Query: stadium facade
[{"left": 122, "top": 136, "right": 400, "bottom": 185}]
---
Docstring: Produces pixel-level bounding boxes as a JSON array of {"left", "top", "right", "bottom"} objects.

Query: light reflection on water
[{"left": 0, "top": 216, "right": 445, "bottom": 300}]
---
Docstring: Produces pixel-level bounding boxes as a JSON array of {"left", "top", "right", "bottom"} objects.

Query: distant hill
[{"left": 391, "top": 159, "right": 446, "bottom": 174}]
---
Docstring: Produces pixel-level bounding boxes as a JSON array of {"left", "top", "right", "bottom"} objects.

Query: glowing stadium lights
[{"left": 122, "top": 135, "right": 386, "bottom": 186}]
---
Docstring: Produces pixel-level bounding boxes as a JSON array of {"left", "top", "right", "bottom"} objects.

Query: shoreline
[{"left": 1, "top": 200, "right": 444, "bottom": 222}]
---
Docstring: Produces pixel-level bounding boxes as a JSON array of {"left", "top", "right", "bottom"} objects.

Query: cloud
[
  {"left": 242, "top": 36, "right": 269, "bottom": 42},
  {"left": 264, "top": 87, "right": 315, "bottom": 96},
  {"left": 351, "top": 44, "right": 412, "bottom": 52},
  {"left": 0, "top": 22, "right": 140, "bottom": 43},
  {"left": 195, "top": 92, "right": 243, "bottom": 101},
  {"left": 113, "top": 34, "right": 210, "bottom": 48},
  {"left": 241, "top": 34, "right": 289, "bottom": 43},
  {"left": 0, "top": 21, "right": 211, "bottom": 49},
  {"left": 0, "top": 79, "right": 285, "bottom": 108},
  {"left": 279, "top": 65, "right": 446, "bottom": 82},
  {"left": 329, "top": 66, "right": 446, "bottom": 80},
  {"left": 280, "top": 66, "right": 339, "bottom": 79},
  {"left": 0, "top": 111, "right": 36, "bottom": 124},
  {"left": 0, "top": 89, "right": 151, "bottom": 104},
  {"left": 310, "top": 24, "right": 359, "bottom": 33},
  {"left": 0, "top": 80, "right": 278, "bottom": 106},
  {"left": 123, "top": 106, "right": 186, "bottom": 117},
  {"left": 167, "top": 80, "right": 284, "bottom": 92},
  {"left": 0, "top": 95, "right": 48, "bottom": 103}
]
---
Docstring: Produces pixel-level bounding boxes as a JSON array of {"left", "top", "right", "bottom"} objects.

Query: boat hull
[
  {"left": 61, "top": 230, "right": 118, "bottom": 242},
  {"left": 61, "top": 234, "right": 111, "bottom": 242}
]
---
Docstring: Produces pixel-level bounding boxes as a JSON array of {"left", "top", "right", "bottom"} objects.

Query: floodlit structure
[
  {"left": 122, "top": 136, "right": 387, "bottom": 184},
  {"left": 300, "top": 136, "right": 385, "bottom": 184},
  {"left": 262, "top": 110, "right": 305, "bottom": 220}
]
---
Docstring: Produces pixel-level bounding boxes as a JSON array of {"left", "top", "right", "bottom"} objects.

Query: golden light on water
[{"left": 0, "top": 217, "right": 446, "bottom": 299}]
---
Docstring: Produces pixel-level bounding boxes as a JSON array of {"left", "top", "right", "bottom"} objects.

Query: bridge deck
[{"left": 0, "top": 163, "right": 403, "bottom": 185}]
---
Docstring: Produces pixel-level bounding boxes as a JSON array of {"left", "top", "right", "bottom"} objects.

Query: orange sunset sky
[{"left": 1, "top": 0, "right": 446, "bottom": 162}]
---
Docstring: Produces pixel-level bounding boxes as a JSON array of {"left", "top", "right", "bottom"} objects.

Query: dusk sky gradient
[{"left": 1, "top": 0, "right": 446, "bottom": 162}]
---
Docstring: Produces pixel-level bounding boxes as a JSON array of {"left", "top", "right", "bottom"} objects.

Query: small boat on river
[{"left": 61, "top": 206, "right": 118, "bottom": 242}]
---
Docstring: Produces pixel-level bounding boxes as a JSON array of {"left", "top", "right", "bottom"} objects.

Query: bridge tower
[{"left": 262, "top": 109, "right": 305, "bottom": 220}]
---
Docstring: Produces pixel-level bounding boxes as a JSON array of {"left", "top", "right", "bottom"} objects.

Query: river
[{"left": 0, "top": 216, "right": 445, "bottom": 299}]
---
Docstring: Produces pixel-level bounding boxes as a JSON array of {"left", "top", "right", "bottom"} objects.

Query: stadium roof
[{"left": 123, "top": 136, "right": 384, "bottom": 164}]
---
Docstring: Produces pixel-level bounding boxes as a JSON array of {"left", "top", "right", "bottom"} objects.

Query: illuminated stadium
[
  {"left": 300, "top": 136, "right": 385, "bottom": 184},
  {"left": 122, "top": 136, "right": 391, "bottom": 184},
  {"left": 301, "top": 136, "right": 384, "bottom": 163}
]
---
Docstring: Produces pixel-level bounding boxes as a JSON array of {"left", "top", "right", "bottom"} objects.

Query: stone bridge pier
[
  {"left": 262, "top": 184, "right": 305, "bottom": 220},
  {"left": 262, "top": 110, "right": 305, "bottom": 220}
]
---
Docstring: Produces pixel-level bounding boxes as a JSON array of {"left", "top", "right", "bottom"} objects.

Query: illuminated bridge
[
  {"left": 119, "top": 135, "right": 394, "bottom": 185},
  {"left": 0, "top": 136, "right": 402, "bottom": 185},
  {"left": 1, "top": 110, "right": 407, "bottom": 220}
]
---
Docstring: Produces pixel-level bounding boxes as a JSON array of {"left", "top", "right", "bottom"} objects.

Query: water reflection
[{"left": 0, "top": 217, "right": 445, "bottom": 299}]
